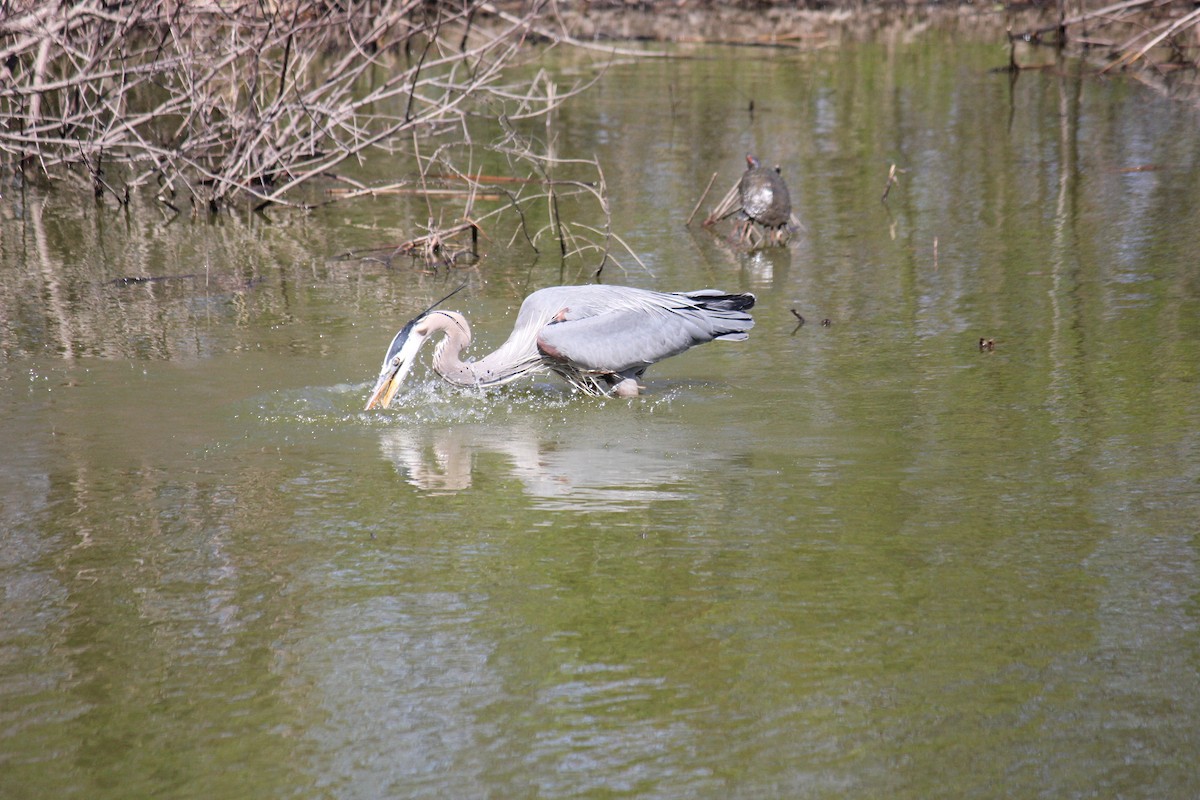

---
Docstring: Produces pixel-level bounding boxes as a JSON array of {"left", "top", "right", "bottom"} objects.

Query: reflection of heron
[
  {"left": 365, "top": 284, "right": 756, "bottom": 408},
  {"left": 735, "top": 154, "right": 792, "bottom": 246},
  {"left": 377, "top": 415, "right": 737, "bottom": 506}
]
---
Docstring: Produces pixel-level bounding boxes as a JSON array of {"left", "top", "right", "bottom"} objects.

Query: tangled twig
[{"left": 0, "top": 1, "right": 584, "bottom": 210}]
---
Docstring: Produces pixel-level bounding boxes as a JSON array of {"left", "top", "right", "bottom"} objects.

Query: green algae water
[{"left": 2, "top": 32, "right": 1199, "bottom": 799}]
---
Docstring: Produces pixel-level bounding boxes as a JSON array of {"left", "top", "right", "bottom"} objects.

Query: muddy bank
[
  {"left": 541, "top": 2, "right": 1034, "bottom": 46},
  {"left": 521, "top": 1, "right": 1200, "bottom": 103}
]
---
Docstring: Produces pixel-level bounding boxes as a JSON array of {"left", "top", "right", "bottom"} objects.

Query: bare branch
[{"left": 0, "top": 1, "right": 566, "bottom": 209}]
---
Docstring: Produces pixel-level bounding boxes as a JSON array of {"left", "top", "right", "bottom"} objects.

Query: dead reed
[{"left": 0, "top": 1, "right": 589, "bottom": 211}]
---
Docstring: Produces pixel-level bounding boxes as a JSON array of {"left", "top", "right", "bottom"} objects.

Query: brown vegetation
[
  {"left": 1003, "top": 0, "right": 1200, "bottom": 95},
  {"left": 0, "top": 1, "right": 590, "bottom": 211},
  {"left": 3, "top": 0, "right": 1197, "bottom": 217}
]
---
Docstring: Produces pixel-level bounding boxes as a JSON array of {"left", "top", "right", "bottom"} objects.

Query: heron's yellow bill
[
  {"left": 364, "top": 314, "right": 429, "bottom": 410},
  {"left": 364, "top": 366, "right": 403, "bottom": 410}
]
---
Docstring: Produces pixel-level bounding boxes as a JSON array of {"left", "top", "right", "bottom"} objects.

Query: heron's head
[
  {"left": 365, "top": 284, "right": 471, "bottom": 410},
  {"left": 364, "top": 312, "right": 432, "bottom": 410}
]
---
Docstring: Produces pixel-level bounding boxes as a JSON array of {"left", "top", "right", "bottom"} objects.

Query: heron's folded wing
[{"left": 537, "top": 305, "right": 745, "bottom": 373}]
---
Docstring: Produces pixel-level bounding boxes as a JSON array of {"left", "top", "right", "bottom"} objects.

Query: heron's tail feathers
[
  {"left": 677, "top": 290, "right": 756, "bottom": 340},
  {"left": 682, "top": 289, "right": 756, "bottom": 314}
]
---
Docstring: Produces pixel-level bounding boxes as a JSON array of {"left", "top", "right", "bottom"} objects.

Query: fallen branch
[
  {"left": 1007, "top": 0, "right": 1200, "bottom": 84},
  {"left": 1101, "top": 5, "right": 1200, "bottom": 72},
  {"left": 1013, "top": 0, "right": 1160, "bottom": 41},
  {"left": 327, "top": 185, "right": 503, "bottom": 200}
]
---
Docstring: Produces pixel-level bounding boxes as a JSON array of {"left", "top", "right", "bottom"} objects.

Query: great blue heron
[
  {"left": 735, "top": 154, "right": 792, "bottom": 246},
  {"left": 364, "top": 284, "right": 756, "bottom": 409}
]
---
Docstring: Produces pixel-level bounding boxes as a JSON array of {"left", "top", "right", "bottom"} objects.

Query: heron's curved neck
[
  {"left": 427, "top": 310, "right": 539, "bottom": 388},
  {"left": 425, "top": 311, "right": 477, "bottom": 387}
]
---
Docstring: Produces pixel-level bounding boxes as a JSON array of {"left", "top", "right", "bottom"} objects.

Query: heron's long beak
[{"left": 364, "top": 319, "right": 429, "bottom": 410}]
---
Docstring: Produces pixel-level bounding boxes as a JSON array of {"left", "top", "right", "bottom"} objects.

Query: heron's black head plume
[
  {"left": 418, "top": 282, "right": 469, "bottom": 319},
  {"left": 382, "top": 282, "right": 468, "bottom": 363}
]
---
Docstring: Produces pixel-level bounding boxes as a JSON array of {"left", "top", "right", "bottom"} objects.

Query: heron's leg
[
  {"left": 612, "top": 377, "right": 641, "bottom": 398},
  {"left": 605, "top": 369, "right": 644, "bottom": 398}
]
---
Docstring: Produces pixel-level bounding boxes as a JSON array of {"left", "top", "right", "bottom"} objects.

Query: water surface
[{"left": 2, "top": 31, "right": 1199, "bottom": 799}]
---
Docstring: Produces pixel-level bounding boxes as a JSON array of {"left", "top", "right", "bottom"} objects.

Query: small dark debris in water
[
  {"left": 979, "top": 337, "right": 996, "bottom": 351},
  {"left": 821, "top": 318, "right": 831, "bottom": 327},
  {"left": 790, "top": 308, "right": 805, "bottom": 335},
  {"left": 107, "top": 274, "right": 196, "bottom": 286}
]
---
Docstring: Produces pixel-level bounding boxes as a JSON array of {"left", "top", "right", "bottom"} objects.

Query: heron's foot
[{"left": 612, "top": 377, "right": 642, "bottom": 398}]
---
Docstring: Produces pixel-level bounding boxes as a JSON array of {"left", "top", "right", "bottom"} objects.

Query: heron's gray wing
[{"left": 536, "top": 295, "right": 752, "bottom": 374}]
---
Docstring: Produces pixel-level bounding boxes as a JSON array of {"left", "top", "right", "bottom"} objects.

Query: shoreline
[
  {"left": 541, "top": 3, "right": 1037, "bottom": 45},
  {"left": 524, "top": 2, "right": 1200, "bottom": 103}
]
